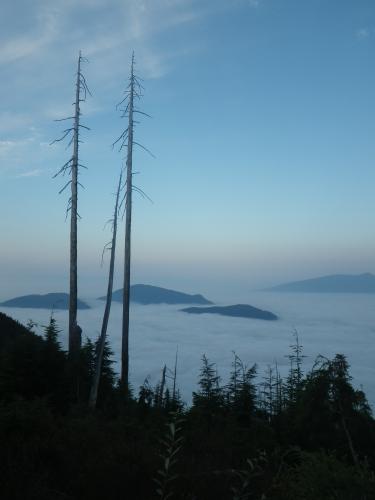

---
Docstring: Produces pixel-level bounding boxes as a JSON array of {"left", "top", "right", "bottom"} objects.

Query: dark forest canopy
[{"left": 0, "top": 312, "right": 374, "bottom": 499}]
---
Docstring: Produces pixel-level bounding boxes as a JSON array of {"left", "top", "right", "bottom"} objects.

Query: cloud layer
[{"left": 2, "top": 291, "right": 374, "bottom": 408}]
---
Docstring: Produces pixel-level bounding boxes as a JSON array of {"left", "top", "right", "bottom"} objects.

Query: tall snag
[
  {"left": 121, "top": 54, "right": 134, "bottom": 390},
  {"left": 114, "top": 52, "right": 151, "bottom": 389},
  {"left": 89, "top": 172, "right": 122, "bottom": 409},
  {"left": 52, "top": 51, "right": 91, "bottom": 356}
]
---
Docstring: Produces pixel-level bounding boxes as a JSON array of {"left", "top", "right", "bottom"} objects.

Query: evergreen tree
[
  {"left": 168, "top": 388, "right": 184, "bottom": 413},
  {"left": 43, "top": 315, "right": 61, "bottom": 347},
  {"left": 193, "top": 355, "right": 223, "bottom": 412},
  {"left": 138, "top": 376, "right": 154, "bottom": 407},
  {"left": 94, "top": 338, "right": 116, "bottom": 407},
  {"left": 41, "top": 315, "right": 67, "bottom": 407},
  {"left": 227, "top": 352, "right": 257, "bottom": 422},
  {"left": 260, "top": 364, "right": 278, "bottom": 420},
  {"left": 291, "top": 354, "right": 372, "bottom": 462},
  {"left": 72, "top": 337, "right": 95, "bottom": 403},
  {"left": 284, "top": 329, "right": 306, "bottom": 406}
]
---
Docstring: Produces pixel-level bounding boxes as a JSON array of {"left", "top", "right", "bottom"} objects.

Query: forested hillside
[{"left": 0, "top": 312, "right": 374, "bottom": 499}]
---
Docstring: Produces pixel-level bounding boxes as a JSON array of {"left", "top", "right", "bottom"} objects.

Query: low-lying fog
[{"left": 2, "top": 291, "right": 374, "bottom": 408}]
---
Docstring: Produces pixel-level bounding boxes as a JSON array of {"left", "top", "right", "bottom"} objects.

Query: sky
[{"left": 1, "top": 0, "right": 375, "bottom": 299}]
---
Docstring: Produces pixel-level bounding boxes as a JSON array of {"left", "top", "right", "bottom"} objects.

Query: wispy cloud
[
  {"left": 0, "top": 138, "right": 34, "bottom": 157},
  {"left": 0, "top": 113, "right": 33, "bottom": 134},
  {"left": 0, "top": 0, "right": 255, "bottom": 138},
  {"left": 248, "top": 0, "right": 262, "bottom": 7},
  {"left": 0, "top": 129, "right": 50, "bottom": 176},
  {"left": 357, "top": 27, "right": 370, "bottom": 40},
  {"left": 0, "top": 7, "right": 60, "bottom": 64},
  {"left": 15, "top": 168, "right": 44, "bottom": 178},
  {"left": 0, "top": 0, "right": 203, "bottom": 76}
]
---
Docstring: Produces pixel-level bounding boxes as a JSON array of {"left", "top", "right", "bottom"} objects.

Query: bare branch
[
  {"left": 133, "top": 141, "right": 156, "bottom": 158},
  {"left": 66, "top": 136, "right": 74, "bottom": 149},
  {"left": 134, "top": 109, "right": 152, "bottom": 118},
  {"left": 112, "top": 128, "right": 129, "bottom": 150},
  {"left": 54, "top": 116, "right": 75, "bottom": 122},
  {"left": 53, "top": 158, "right": 73, "bottom": 178},
  {"left": 116, "top": 95, "right": 130, "bottom": 110},
  {"left": 132, "top": 185, "right": 153, "bottom": 204},
  {"left": 101, "top": 241, "right": 112, "bottom": 267},
  {"left": 79, "top": 72, "right": 92, "bottom": 97},
  {"left": 50, "top": 128, "right": 73, "bottom": 145},
  {"left": 59, "top": 180, "right": 72, "bottom": 194}
]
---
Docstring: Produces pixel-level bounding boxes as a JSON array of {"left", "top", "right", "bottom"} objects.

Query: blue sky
[{"left": 1, "top": 0, "right": 375, "bottom": 298}]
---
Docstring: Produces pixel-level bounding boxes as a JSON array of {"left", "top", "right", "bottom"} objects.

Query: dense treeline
[{"left": 0, "top": 311, "right": 374, "bottom": 499}]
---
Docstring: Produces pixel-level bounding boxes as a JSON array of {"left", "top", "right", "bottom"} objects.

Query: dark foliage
[{"left": 0, "top": 312, "right": 374, "bottom": 499}]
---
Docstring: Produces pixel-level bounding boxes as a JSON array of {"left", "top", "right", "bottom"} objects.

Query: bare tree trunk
[
  {"left": 69, "top": 52, "right": 82, "bottom": 355},
  {"left": 158, "top": 365, "right": 167, "bottom": 406},
  {"left": 121, "top": 53, "right": 135, "bottom": 389},
  {"left": 52, "top": 51, "right": 90, "bottom": 359},
  {"left": 89, "top": 172, "right": 122, "bottom": 409},
  {"left": 172, "top": 347, "right": 178, "bottom": 401}
]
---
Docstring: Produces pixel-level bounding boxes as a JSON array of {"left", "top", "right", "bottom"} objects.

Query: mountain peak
[
  {"left": 267, "top": 273, "right": 375, "bottom": 294},
  {"left": 99, "top": 284, "right": 212, "bottom": 305}
]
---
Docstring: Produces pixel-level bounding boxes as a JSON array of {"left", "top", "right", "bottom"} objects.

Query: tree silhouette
[
  {"left": 114, "top": 52, "right": 152, "bottom": 389},
  {"left": 51, "top": 51, "right": 91, "bottom": 356},
  {"left": 89, "top": 172, "right": 122, "bottom": 409}
]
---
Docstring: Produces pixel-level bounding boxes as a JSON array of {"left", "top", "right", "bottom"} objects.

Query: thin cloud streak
[
  {"left": 0, "top": 7, "right": 60, "bottom": 64},
  {"left": 357, "top": 27, "right": 370, "bottom": 39},
  {"left": 15, "top": 168, "right": 44, "bottom": 178},
  {"left": 248, "top": 0, "right": 262, "bottom": 7}
]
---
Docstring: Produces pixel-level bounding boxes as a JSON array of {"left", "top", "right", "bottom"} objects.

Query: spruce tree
[
  {"left": 193, "top": 354, "right": 223, "bottom": 411},
  {"left": 285, "top": 329, "right": 306, "bottom": 406},
  {"left": 227, "top": 353, "right": 257, "bottom": 421}
]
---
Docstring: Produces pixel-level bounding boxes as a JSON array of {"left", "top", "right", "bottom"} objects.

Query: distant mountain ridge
[
  {"left": 267, "top": 273, "right": 375, "bottom": 294},
  {"left": 0, "top": 293, "right": 90, "bottom": 310},
  {"left": 99, "top": 284, "right": 212, "bottom": 305},
  {"left": 181, "top": 304, "right": 278, "bottom": 321}
]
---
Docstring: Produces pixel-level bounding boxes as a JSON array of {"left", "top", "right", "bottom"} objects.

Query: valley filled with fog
[{"left": 2, "top": 290, "right": 374, "bottom": 408}]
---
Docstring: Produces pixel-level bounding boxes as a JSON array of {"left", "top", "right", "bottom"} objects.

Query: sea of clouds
[{"left": 1, "top": 291, "right": 375, "bottom": 408}]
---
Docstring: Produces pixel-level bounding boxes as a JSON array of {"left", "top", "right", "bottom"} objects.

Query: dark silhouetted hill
[
  {"left": 181, "top": 304, "right": 277, "bottom": 320},
  {"left": 0, "top": 293, "right": 90, "bottom": 309},
  {"left": 267, "top": 273, "right": 375, "bottom": 293},
  {"left": 100, "top": 284, "right": 212, "bottom": 305},
  {"left": 0, "top": 312, "right": 31, "bottom": 341}
]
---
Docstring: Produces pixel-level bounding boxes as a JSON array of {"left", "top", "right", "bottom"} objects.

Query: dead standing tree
[
  {"left": 89, "top": 171, "right": 122, "bottom": 409},
  {"left": 52, "top": 51, "right": 91, "bottom": 356},
  {"left": 114, "top": 52, "right": 152, "bottom": 390}
]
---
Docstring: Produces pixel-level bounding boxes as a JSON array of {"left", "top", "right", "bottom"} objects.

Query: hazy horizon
[
  {"left": 2, "top": 266, "right": 375, "bottom": 304},
  {"left": 1, "top": 0, "right": 375, "bottom": 294}
]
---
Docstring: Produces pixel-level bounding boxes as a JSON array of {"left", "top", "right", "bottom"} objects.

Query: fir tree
[
  {"left": 138, "top": 376, "right": 154, "bottom": 407},
  {"left": 41, "top": 315, "right": 67, "bottom": 408},
  {"left": 227, "top": 352, "right": 257, "bottom": 422},
  {"left": 284, "top": 329, "right": 306, "bottom": 406},
  {"left": 260, "top": 365, "right": 278, "bottom": 420},
  {"left": 43, "top": 315, "right": 61, "bottom": 347},
  {"left": 193, "top": 354, "right": 223, "bottom": 412}
]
